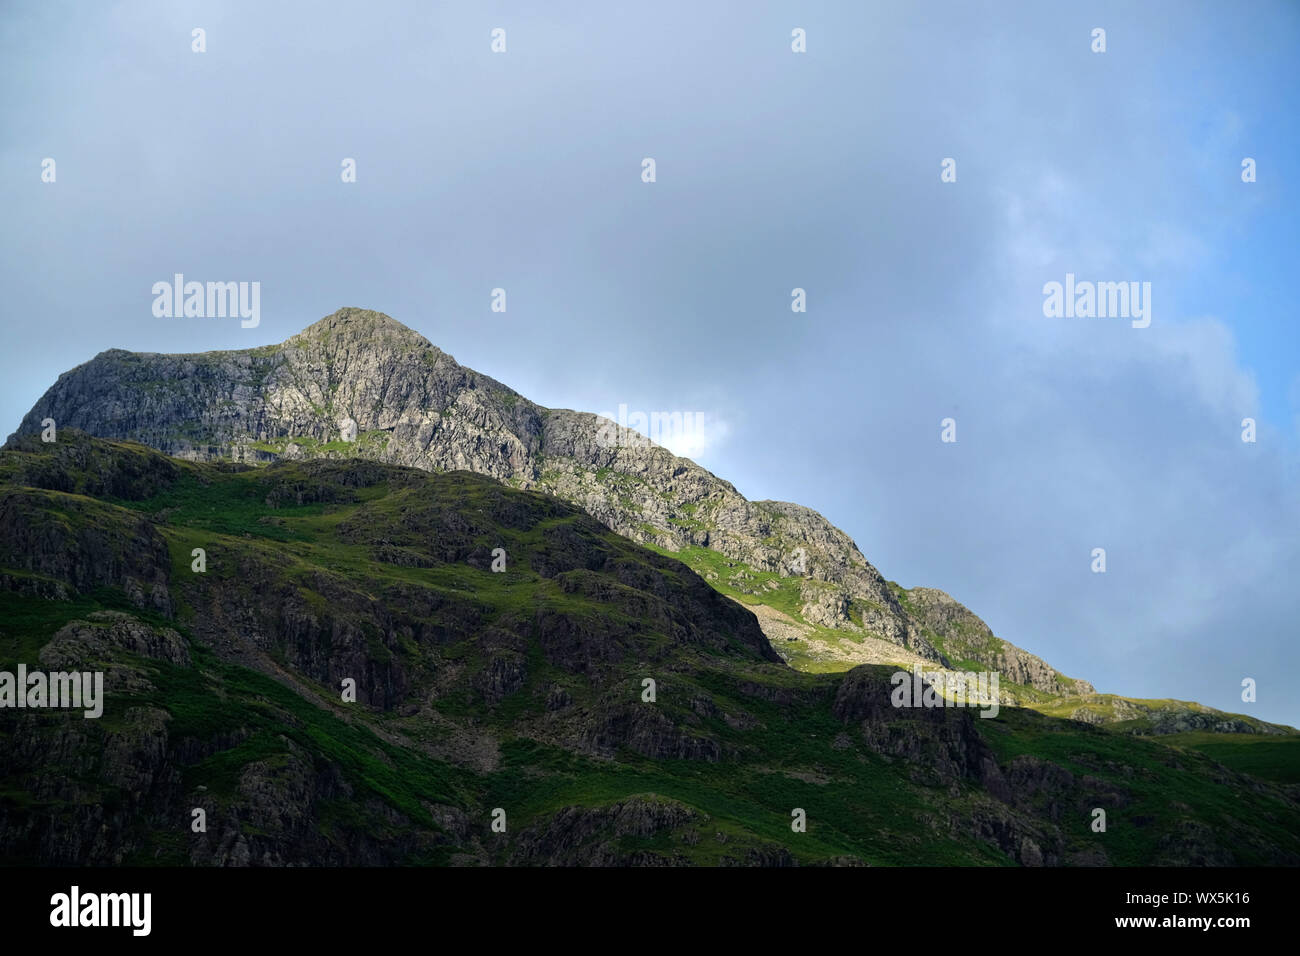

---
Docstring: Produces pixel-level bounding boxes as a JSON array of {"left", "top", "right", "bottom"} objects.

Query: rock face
[
  {"left": 902, "top": 588, "right": 1095, "bottom": 696},
  {"left": 11, "top": 308, "right": 1072, "bottom": 687},
  {"left": 0, "top": 489, "right": 174, "bottom": 617}
]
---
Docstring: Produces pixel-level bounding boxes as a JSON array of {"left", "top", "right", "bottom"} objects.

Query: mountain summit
[
  {"left": 4, "top": 308, "right": 1297, "bottom": 867},
  {"left": 11, "top": 307, "right": 1276, "bottom": 732}
]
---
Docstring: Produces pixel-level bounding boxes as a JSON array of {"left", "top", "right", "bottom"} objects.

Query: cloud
[{"left": 659, "top": 413, "right": 730, "bottom": 461}]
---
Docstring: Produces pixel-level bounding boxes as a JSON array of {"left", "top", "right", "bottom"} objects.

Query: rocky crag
[
  {"left": 10, "top": 308, "right": 1288, "bottom": 733},
  {"left": 9, "top": 311, "right": 1076, "bottom": 678}
]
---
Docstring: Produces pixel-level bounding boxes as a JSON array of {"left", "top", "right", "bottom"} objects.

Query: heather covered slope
[{"left": 0, "top": 434, "right": 1297, "bottom": 866}]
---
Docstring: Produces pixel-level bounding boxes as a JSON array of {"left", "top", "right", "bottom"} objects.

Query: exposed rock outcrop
[{"left": 10, "top": 308, "right": 1079, "bottom": 684}]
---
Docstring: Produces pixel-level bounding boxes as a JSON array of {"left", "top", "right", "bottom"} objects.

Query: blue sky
[{"left": 2, "top": 0, "right": 1298, "bottom": 725}]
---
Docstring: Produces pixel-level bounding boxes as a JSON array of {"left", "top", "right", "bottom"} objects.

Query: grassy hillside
[{"left": 1, "top": 433, "right": 1297, "bottom": 866}]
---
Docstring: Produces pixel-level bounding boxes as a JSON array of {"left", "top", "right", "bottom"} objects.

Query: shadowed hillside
[{"left": 1, "top": 433, "right": 1296, "bottom": 866}]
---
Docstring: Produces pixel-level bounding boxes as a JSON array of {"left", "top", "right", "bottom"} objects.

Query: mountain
[
  {"left": 1, "top": 433, "right": 1297, "bottom": 865},
  {"left": 7, "top": 308, "right": 1286, "bottom": 735}
]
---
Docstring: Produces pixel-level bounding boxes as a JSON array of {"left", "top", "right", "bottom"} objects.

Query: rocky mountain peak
[
  {"left": 287, "top": 307, "right": 437, "bottom": 353},
  {"left": 8, "top": 307, "right": 1089, "bottom": 695}
]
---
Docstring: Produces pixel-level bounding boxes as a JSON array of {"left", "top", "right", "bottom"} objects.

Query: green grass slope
[{"left": 0, "top": 433, "right": 1296, "bottom": 866}]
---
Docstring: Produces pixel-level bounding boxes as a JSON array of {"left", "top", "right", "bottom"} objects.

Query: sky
[{"left": 2, "top": 1, "right": 1298, "bottom": 726}]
